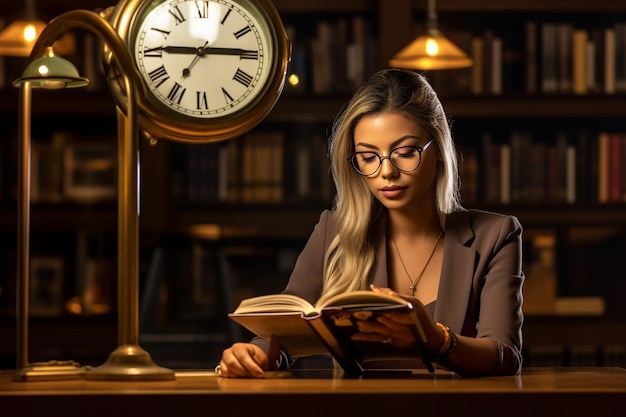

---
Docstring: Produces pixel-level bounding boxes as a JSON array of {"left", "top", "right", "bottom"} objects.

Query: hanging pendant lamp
[{"left": 389, "top": 0, "right": 472, "bottom": 70}]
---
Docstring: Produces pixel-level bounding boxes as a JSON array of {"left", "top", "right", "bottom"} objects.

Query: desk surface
[{"left": 1, "top": 367, "right": 625, "bottom": 417}]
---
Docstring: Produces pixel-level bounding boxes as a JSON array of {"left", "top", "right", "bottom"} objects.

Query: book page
[
  {"left": 233, "top": 293, "right": 316, "bottom": 315},
  {"left": 316, "top": 290, "right": 408, "bottom": 310}
]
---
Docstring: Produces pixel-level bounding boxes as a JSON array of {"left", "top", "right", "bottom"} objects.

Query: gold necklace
[{"left": 391, "top": 230, "right": 443, "bottom": 297}]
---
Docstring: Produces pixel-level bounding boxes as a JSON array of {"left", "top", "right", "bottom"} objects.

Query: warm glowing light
[
  {"left": 288, "top": 73, "right": 300, "bottom": 87},
  {"left": 425, "top": 38, "right": 439, "bottom": 56},
  {"left": 388, "top": 0, "right": 473, "bottom": 70},
  {"left": 66, "top": 297, "right": 83, "bottom": 315},
  {"left": 37, "top": 65, "right": 49, "bottom": 76},
  {"left": 23, "top": 24, "right": 38, "bottom": 42}
]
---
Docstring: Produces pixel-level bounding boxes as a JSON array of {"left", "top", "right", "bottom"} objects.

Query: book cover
[
  {"left": 557, "top": 23, "right": 573, "bottom": 93},
  {"left": 525, "top": 20, "right": 538, "bottom": 94},
  {"left": 604, "top": 27, "right": 616, "bottom": 94},
  {"left": 229, "top": 291, "right": 429, "bottom": 376},
  {"left": 470, "top": 36, "right": 484, "bottom": 95},
  {"left": 572, "top": 29, "right": 589, "bottom": 95},
  {"left": 608, "top": 132, "right": 623, "bottom": 203},
  {"left": 597, "top": 132, "right": 610, "bottom": 203}
]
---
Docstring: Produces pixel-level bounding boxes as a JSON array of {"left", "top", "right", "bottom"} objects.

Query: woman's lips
[{"left": 379, "top": 186, "right": 406, "bottom": 199}]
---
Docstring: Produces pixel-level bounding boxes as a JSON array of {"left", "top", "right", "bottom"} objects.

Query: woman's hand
[
  {"left": 349, "top": 285, "right": 444, "bottom": 352},
  {"left": 218, "top": 342, "right": 269, "bottom": 378}
]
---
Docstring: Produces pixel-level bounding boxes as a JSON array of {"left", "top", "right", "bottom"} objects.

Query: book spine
[
  {"left": 609, "top": 132, "right": 623, "bottom": 202},
  {"left": 597, "top": 132, "right": 610, "bottom": 203},
  {"left": 605, "top": 27, "right": 616, "bottom": 94},
  {"left": 305, "top": 317, "right": 363, "bottom": 377},
  {"left": 572, "top": 29, "right": 588, "bottom": 95}
]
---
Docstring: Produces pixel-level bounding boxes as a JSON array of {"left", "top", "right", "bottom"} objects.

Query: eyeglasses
[{"left": 347, "top": 138, "right": 434, "bottom": 176}]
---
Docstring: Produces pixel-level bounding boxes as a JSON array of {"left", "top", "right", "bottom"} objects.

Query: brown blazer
[{"left": 266, "top": 209, "right": 524, "bottom": 375}]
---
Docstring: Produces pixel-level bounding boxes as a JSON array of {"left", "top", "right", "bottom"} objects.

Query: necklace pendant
[{"left": 409, "top": 284, "right": 416, "bottom": 296}]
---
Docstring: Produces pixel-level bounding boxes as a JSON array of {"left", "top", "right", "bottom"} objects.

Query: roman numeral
[
  {"left": 195, "top": 1, "right": 209, "bottom": 18},
  {"left": 167, "top": 82, "right": 186, "bottom": 104},
  {"left": 233, "top": 26, "right": 252, "bottom": 39},
  {"left": 169, "top": 5, "right": 186, "bottom": 25},
  {"left": 148, "top": 65, "right": 170, "bottom": 88},
  {"left": 222, "top": 87, "right": 234, "bottom": 104},
  {"left": 196, "top": 91, "right": 209, "bottom": 109},
  {"left": 240, "top": 50, "right": 259, "bottom": 60},
  {"left": 220, "top": 8, "right": 232, "bottom": 24},
  {"left": 150, "top": 27, "right": 171, "bottom": 38},
  {"left": 143, "top": 46, "right": 163, "bottom": 58},
  {"left": 233, "top": 68, "right": 253, "bottom": 87}
]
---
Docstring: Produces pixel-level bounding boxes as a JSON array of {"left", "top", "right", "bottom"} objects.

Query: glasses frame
[{"left": 347, "top": 137, "right": 435, "bottom": 176}]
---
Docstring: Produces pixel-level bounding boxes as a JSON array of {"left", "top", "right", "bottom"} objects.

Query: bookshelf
[{"left": 0, "top": 0, "right": 625, "bottom": 369}]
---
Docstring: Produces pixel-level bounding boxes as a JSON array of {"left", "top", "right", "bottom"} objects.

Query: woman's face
[{"left": 352, "top": 112, "right": 439, "bottom": 212}]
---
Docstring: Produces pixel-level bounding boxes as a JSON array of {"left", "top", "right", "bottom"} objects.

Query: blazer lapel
[{"left": 434, "top": 211, "right": 476, "bottom": 333}]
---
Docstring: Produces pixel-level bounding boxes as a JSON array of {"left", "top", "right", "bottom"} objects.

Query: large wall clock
[{"left": 105, "top": 0, "right": 290, "bottom": 142}]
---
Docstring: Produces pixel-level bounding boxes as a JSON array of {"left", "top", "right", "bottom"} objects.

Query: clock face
[
  {"left": 133, "top": 0, "right": 273, "bottom": 119},
  {"left": 106, "top": 0, "right": 289, "bottom": 142}
]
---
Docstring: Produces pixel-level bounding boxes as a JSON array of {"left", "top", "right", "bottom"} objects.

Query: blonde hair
[{"left": 320, "top": 69, "right": 464, "bottom": 301}]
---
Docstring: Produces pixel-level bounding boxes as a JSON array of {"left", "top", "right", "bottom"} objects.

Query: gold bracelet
[
  {"left": 435, "top": 323, "right": 457, "bottom": 359},
  {"left": 436, "top": 322, "right": 451, "bottom": 355}
]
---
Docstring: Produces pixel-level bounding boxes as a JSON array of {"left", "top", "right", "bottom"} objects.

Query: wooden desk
[{"left": 1, "top": 368, "right": 625, "bottom": 417}]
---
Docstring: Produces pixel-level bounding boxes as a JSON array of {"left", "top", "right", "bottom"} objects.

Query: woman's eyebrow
[{"left": 354, "top": 135, "right": 425, "bottom": 150}]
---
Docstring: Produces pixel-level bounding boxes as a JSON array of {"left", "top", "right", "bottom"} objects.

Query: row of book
[
  {"left": 18, "top": 128, "right": 626, "bottom": 207},
  {"left": 2, "top": 19, "right": 625, "bottom": 98},
  {"left": 535, "top": 21, "right": 626, "bottom": 95},
  {"left": 282, "top": 15, "right": 377, "bottom": 96},
  {"left": 266, "top": 16, "right": 626, "bottom": 97},
  {"left": 427, "top": 20, "right": 626, "bottom": 96},
  {"left": 170, "top": 126, "right": 334, "bottom": 205},
  {"left": 459, "top": 131, "right": 626, "bottom": 205}
]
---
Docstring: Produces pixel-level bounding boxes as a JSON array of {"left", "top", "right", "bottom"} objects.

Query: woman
[{"left": 219, "top": 69, "right": 524, "bottom": 377}]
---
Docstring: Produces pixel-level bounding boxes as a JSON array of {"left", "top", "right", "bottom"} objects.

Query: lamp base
[
  {"left": 85, "top": 344, "right": 175, "bottom": 381},
  {"left": 13, "top": 360, "right": 87, "bottom": 381}
]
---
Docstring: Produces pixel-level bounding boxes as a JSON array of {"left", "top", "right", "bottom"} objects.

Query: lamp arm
[
  {"left": 13, "top": 8, "right": 173, "bottom": 380},
  {"left": 27, "top": 8, "right": 144, "bottom": 351},
  {"left": 29, "top": 9, "right": 147, "bottom": 103}
]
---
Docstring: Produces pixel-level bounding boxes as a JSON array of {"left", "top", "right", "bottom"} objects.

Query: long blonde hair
[{"left": 320, "top": 69, "right": 464, "bottom": 301}]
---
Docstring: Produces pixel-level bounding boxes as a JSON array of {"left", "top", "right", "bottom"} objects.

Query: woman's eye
[
  {"left": 360, "top": 153, "right": 378, "bottom": 162},
  {"left": 395, "top": 147, "right": 417, "bottom": 157}
]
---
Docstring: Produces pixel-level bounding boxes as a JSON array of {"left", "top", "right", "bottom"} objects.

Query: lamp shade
[
  {"left": 389, "top": 28, "right": 473, "bottom": 70},
  {"left": 0, "top": 19, "right": 47, "bottom": 57},
  {"left": 13, "top": 46, "right": 89, "bottom": 89}
]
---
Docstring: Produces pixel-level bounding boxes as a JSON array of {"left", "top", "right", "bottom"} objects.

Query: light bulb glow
[
  {"left": 37, "top": 65, "right": 49, "bottom": 76},
  {"left": 23, "top": 24, "right": 38, "bottom": 42},
  {"left": 425, "top": 38, "right": 439, "bottom": 56},
  {"left": 288, "top": 73, "right": 300, "bottom": 87}
]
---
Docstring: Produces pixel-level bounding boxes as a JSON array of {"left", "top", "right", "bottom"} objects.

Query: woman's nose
[{"left": 379, "top": 155, "right": 398, "bottom": 178}]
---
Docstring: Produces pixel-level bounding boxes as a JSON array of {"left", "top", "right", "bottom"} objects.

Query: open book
[{"left": 228, "top": 290, "right": 431, "bottom": 376}]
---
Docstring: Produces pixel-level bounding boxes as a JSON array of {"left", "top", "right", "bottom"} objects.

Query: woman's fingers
[{"left": 219, "top": 343, "right": 268, "bottom": 378}]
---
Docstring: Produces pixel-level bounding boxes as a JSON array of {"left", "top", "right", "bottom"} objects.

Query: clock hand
[
  {"left": 182, "top": 41, "right": 209, "bottom": 78},
  {"left": 160, "top": 46, "right": 255, "bottom": 57},
  {"left": 202, "top": 47, "right": 257, "bottom": 57},
  {"left": 161, "top": 45, "right": 200, "bottom": 54}
]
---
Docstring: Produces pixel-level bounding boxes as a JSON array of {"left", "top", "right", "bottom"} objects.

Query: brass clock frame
[{"left": 105, "top": 0, "right": 291, "bottom": 143}]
